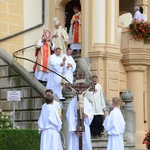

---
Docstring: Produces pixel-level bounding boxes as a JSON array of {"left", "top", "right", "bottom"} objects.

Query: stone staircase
[
  {"left": 72, "top": 51, "right": 92, "bottom": 82},
  {"left": 0, "top": 48, "right": 135, "bottom": 149},
  {"left": 92, "top": 135, "right": 135, "bottom": 150},
  {"left": 0, "top": 57, "right": 45, "bottom": 129}
]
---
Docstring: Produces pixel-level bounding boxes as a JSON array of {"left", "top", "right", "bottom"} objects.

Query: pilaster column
[
  {"left": 88, "top": 0, "right": 121, "bottom": 98},
  {"left": 81, "top": 0, "right": 89, "bottom": 58},
  {"left": 88, "top": 0, "right": 119, "bottom": 49},
  {"left": 136, "top": 0, "right": 148, "bottom": 17},
  {"left": 147, "top": 66, "right": 150, "bottom": 130}
]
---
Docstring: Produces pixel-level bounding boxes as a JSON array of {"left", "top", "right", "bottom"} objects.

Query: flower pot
[{"left": 146, "top": 144, "right": 150, "bottom": 149}]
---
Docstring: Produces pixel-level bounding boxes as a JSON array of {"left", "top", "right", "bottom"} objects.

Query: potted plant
[
  {"left": 142, "top": 130, "right": 150, "bottom": 149},
  {"left": 128, "top": 20, "right": 150, "bottom": 44}
]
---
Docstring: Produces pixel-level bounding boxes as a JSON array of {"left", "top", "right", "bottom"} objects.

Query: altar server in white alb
[
  {"left": 66, "top": 95, "right": 93, "bottom": 150},
  {"left": 44, "top": 89, "right": 62, "bottom": 118},
  {"left": 38, "top": 95, "right": 63, "bottom": 150},
  {"left": 85, "top": 75, "right": 106, "bottom": 137},
  {"left": 103, "top": 97, "right": 125, "bottom": 150},
  {"left": 62, "top": 48, "right": 76, "bottom": 84},
  {"left": 46, "top": 47, "right": 65, "bottom": 100}
]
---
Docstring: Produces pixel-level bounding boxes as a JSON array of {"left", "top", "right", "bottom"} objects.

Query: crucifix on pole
[{"left": 65, "top": 73, "right": 95, "bottom": 150}]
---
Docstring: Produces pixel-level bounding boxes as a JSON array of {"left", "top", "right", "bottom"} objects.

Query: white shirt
[
  {"left": 141, "top": 14, "right": 147, "bottom": 22},
  {"left": 85, "top": 83, "right": 106, "bottom": 115},
  {"left": 133, "top": 10, "right": 142, "bottom": 21}
]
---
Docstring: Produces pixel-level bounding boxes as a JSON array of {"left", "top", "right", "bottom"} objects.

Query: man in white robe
[
  {"left": 103, "top": 97, "right": 125, "bottom": 150},
  {"left": 66, "top": 95, "right": 93, "bottom": 150},
  {"left": 34, "top": 35, "right": 55, "bottom": 82},
  {"left": 133, "top": 6, "right": 142, "bottom": 21},
  {"left": 38, "top": 95, "right": 63, "bottom": 150},
  {"left": 85, "top": 75, "right": 106, "bottom": 137},
  {"left": 62, "top": 48, "right": 76, "bottom": 84},
  {"left": 46, "top": 47, "right": 65, "bottom": 100},
  {"left": 51, "top": 18, "right": 68, "bottom": 55}
]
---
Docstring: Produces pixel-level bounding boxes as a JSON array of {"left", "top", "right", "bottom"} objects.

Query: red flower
[
  {"left": 128, "top": 21, "right": 150, "bottom": 44},
  {"left": 142, "top": 130, "right": 150, "bottom": 145}
]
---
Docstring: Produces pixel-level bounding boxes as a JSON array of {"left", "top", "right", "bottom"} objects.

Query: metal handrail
[
  {"left": 13, "top": 45, "right": 71, "bottom": 84},
  {"left": 13, "top": 45, "right": 35, "bottom": 56}
]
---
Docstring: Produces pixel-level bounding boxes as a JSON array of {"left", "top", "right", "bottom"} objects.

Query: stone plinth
[{"left": 121, "top": 91, "right": 136, "bottom": 149}]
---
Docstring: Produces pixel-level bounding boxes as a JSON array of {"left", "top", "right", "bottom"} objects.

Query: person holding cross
[{"left": 66, "top": 77, "right": 94, "bottom": 150}]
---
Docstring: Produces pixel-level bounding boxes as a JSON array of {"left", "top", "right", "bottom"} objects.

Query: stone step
[
  {"left": 91, "top": 135, "right": 135, "bottom": 150},
  {"left": 0, "top": 55, "right": 135, "bottom": 149}
]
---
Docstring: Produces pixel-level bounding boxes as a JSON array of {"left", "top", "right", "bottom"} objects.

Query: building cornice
[
  {"left": 125, "top": 65, "right": 147, "bottom": 72},
  {"left": 122, "top": 53, "right": 150, "bottom": 66},
  {"left": 89, "top": 43, "right": 122, "bottom": 60}
]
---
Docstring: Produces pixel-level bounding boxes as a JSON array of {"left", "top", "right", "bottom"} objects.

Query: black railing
[{"left": 13, "top": 45, "right": 71, "bottom": 84}]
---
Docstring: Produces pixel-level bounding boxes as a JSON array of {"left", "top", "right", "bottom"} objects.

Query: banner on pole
[{"left": 43, "top": 29, "right": 51, "bottom": 40}]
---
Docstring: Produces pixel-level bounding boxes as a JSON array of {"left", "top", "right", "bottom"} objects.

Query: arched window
[{"left": 119, "top": 0, "right": 135, "bottom": 16}]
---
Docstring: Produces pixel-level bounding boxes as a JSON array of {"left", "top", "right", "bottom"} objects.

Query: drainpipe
[{"left": 0, "top": 0, "right": 45, "bottom": 42}]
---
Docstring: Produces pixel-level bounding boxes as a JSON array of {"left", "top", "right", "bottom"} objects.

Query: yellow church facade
[{"left": 0, "top": 0, "right": 150, "bottom": 149}]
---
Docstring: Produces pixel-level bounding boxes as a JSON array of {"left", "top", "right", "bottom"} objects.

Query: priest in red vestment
[
  {"left": 69, "top": 6, "right": 81, "bottom": 51},
  {"left": 34, "top": 35, "right": 55, "bottom": 82}
]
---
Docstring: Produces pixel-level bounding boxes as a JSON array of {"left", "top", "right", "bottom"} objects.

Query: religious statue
[{"left": 65, "top": 73, "right": 95, "bottom": 150}]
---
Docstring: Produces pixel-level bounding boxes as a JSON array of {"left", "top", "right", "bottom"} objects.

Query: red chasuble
[
  {"left": 33, "top": 42, "right": 50, "bottom": 72},
  {"left": 71, "top": 12, "right": 81, "bottom": 44},
  {"left": 73, "top": 15, "right": 80, "bottom": 43}
]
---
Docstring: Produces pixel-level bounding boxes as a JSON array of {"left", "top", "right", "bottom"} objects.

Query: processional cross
[{"left": 65, "top": 73, "right": 95, "bottom": 150}]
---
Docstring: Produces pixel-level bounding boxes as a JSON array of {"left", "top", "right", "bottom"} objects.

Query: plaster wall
[{"left": 0, "top": 0, "right": 24, "bottom": 55}]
